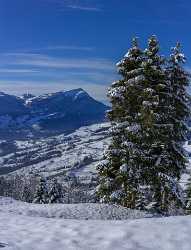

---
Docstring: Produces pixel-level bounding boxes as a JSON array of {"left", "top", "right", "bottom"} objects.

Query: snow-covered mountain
[
  {"left": 0, "top": 92, "right": 27, "bottom": 116},
  {"left": 0, "top": 89, "right": 108, "bottom": 139},
  {"left": 0, "top": 123, "right": 111, "bottom": 178}
]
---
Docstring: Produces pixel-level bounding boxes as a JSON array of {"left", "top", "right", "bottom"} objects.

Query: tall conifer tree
[
  {"left": 169, "top": 43, "right": 191, "bottom": 212},
  {"left": 97, "top": 38, "right": 145, "bottom": 208},
  {"left": 168, "top": 43, "right": 190, "bottom": 174},
  {"left": 97, "top": 36, "right": 190, "bottom": 214},
  {"left": 140, "top": 37, "right": 186, "bottom": 213}
]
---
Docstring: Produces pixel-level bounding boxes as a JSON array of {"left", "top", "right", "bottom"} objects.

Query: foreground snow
[
  {"left": 1, "top": 211, "right": 191, "bottom": 250},
  {"left": 0, "top": 198, "right": 191, "bottom": 250}
]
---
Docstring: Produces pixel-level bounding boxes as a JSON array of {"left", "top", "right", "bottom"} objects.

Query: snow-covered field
[
  {"left": 0, "top": 197, "right": 191, "bottom": 250},
  {"left": 3, "top": 213, "right": 191, "bottom": 250}
]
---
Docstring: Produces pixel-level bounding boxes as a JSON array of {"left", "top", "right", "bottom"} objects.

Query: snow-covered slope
[
  {"left": 0, "top": 197, "right": 191, "bottom": 250},
  {"left": 0, "top": 123, "right": 111, "bottom": 178},
  {"left": 0, "top": 89, "right": 108, "bottom": 138},
  {"left": 0, "top": 197, "right": 150, "bottom": 220},
  {"left": 1, "top": 122, "right": 191, "bottom": 186}
]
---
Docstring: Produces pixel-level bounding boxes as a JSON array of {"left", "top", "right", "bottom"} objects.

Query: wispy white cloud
[
  {"left": 2, "top": 53, "right": 45, "bottom": 59},
  {"left": 2, "top": 53, "right": 114, "bottom": 71},
  {"left": 66, "top": 4, "right": 102, "bottom": 12},
  {"left": 0, "top": 69, "right": 39, "bottom": 73},
  {"left": 44, "top": 45, "right": 94, "bottom": 51},
  {"left": 19, "top": 58, "right": 113, "bottom": 71},
  {"left": 11, "top": 45, "right": 94, "bottom": 53},
  {"left": 43, "top": 0, "right": 103, "bottom": 12},
  {"left": 0, "top": 51, "right": 115, "bottom": 103}
]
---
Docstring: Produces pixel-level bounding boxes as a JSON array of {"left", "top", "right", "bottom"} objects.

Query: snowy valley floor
[{"left": 0, "top": 198, "right": 191, "bottom": 250}]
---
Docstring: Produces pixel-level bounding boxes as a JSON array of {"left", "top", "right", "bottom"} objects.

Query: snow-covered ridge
[
  {"left": 24, "top": 88, "right": 88, "bottom": 105},
  {"left": 0, "top": 88, "right": 108, "bottom": 138}
]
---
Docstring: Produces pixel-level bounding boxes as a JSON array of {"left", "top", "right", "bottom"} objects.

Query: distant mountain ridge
[{"left": 0, "top": 89, "right": 108, "bottom": 138}]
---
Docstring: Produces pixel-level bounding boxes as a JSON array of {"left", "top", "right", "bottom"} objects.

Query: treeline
[{"left": 0, "top": 175, "right": 98, "bottom": 204}]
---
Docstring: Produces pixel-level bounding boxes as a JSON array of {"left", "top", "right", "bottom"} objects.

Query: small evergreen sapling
[
  {"left": 48, "top": 178, "right": 63, "bottom": 204},
  {"left": 33, "top": 177, "right": 48, "bottom": 204}
]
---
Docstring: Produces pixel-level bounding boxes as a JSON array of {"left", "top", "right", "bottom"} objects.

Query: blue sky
[{"left": 0, "top": 0, "right": 190, "bottom": 103}]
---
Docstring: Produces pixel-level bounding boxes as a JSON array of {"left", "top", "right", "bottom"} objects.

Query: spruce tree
[
  {"left": 97, "top": 38, "right": 145, "bottom": 208},
  {"left": 139, "top": 36, "right": 186, "bottom": 214},
  {"left": 168, "top": 43, "right": 191, "bottom": 213},
  {"left": 97, "top": 36, "right": 189, "bottom": 214},
  {"left": 167, "top": 43, "right": 190, "bottom": 172},
  {"left": 33, "top": 177, "right": 48, "bottom": 204},
  {"left": 48, "top": 178, "right": 63, "bottom": 204},
  {"left": 166, "top": 43, "right": 190, "bottom": 213}
]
